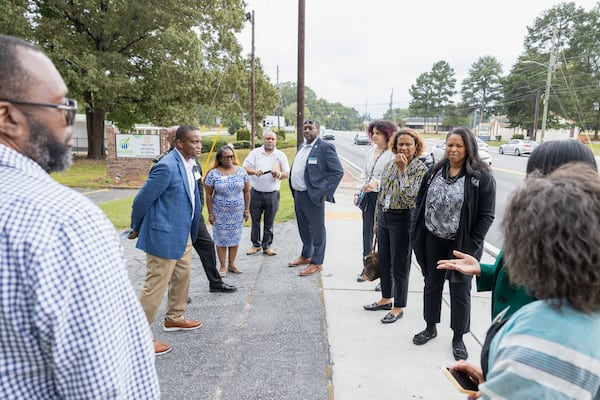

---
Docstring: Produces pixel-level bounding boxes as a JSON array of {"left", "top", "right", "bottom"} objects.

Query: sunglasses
[
  {"left": 0, "top": 98, "right": 78, "bottom": 126},
  {"left": 303, "top": 120, "right": 316, "bottom": 125}
]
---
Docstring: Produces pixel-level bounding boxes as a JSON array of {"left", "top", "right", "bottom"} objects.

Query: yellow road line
[
  {"left": 492, "top": 166, "right": 525, "bottom": 176},
  {"left": 325, "top": 212, "right": 361, "bottom": 220},
  {"left": 82, "top": 188, "right": 109, "bottom": 195}
]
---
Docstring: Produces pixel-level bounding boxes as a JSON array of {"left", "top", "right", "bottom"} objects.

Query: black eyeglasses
[{"left": 0, "top": 98, "right": 78, "bottom": 126}]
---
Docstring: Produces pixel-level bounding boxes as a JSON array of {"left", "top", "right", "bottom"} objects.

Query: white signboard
[{"left": 116, "top": 134, "right": 160, "bottom": 158}]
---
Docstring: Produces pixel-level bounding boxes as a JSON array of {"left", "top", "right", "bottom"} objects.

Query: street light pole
[
  {"left": 540, "top": 27, "right": 558, "bottom": 143},
  {"left": 296, "top": 0, "right": 305, "bottom": 149},
  {"left": 250, "top": 10, "right": 256, "bottom": 148}
]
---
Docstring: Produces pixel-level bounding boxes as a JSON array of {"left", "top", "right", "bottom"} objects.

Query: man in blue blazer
[
  {"left": 130, "top": 125, "right": 202, "bottom": 355},
  {"left": 289, "top": 120, "right": 344, "bottom": 276}
]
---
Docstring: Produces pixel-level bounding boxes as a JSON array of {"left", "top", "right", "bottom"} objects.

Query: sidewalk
[{"left": 120, "top": 170, "right": 495, "bottom": 399}]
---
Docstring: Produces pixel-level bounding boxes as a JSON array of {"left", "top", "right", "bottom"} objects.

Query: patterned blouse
[
  {"left": 424, "top": 166, "right": 466, "bottom": 240},
  {"left": 375, "top": 157, "right": 428, "bottom": 222}
]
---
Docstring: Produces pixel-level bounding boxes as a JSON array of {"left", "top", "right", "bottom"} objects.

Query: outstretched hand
[{"left": 437, "top": 250, "right": 481, "bottom": 276}]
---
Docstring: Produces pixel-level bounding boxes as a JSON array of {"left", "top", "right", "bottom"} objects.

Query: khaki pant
[{"left": 140, "top": 237, "right": 192, "bottom": 324}]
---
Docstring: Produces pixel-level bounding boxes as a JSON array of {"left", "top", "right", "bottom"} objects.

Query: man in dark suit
[
  {"left": 156, "top": 126, "right": 236, "bottom": 295},
  {"left": 130, "top": 125, "right": 203, "bottom": 355},
  {"left": 289, "top": 120, "right": 344, "bottom": 276}
]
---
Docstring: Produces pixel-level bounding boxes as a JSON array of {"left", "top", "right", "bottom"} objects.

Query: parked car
[
  {"left": 476, "top": 137, "right": 489, "bottom": 150},
  {"left": 322, "top": 129, "right": 335, "bottom": 140},
  {"left": 498, "top": 139, "right": 538, "bottom": 156},
  {"left": 354, "top": 132, "right": 370, "bottom": 145},
  {"left": 430, "top": 141, "right": 493, "bottom": 165},
  {"left": 418, "top": 152, "right": 434, "bottom": 167}
]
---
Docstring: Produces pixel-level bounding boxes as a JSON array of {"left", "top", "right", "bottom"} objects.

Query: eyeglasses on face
[{"left": 0, "top": 98, "right": 78, "bottom": 126}]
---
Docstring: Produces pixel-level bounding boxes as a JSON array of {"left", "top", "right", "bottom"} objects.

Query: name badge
[
  {"left": 308, "top": 157, "right": 318, "bottom": 165},
  {"left": 193, "top": 170, "right": 202, "bottom": 181}
]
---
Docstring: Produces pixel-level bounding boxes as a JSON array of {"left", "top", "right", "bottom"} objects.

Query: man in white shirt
[{"left": 243, "top": 130, "right": 290, "bottom": 255}]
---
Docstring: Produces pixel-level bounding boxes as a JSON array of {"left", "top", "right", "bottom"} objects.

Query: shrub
[
  {"left": 272, "top": 128, "right": 286, "bottom": 141},
  {"left": 511, "top": 134, "right": 525, "bottom": 140},
  {"left": 202, "top": 138, "right": 229, "bottom": 153},
  {"left": 236, "top": 128, "right": 250, "bottom": 141}
]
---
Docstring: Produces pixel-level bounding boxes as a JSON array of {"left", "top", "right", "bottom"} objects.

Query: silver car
[
  {"left": 431, "top": 141, "right": 492, "bottom": 165},
  {"left": 498, "top": 139, "right": 538, "bottom": 156}
]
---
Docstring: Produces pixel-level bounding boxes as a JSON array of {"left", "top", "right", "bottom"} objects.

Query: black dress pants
[
  {"left": 421, "top": 231, "right": 472, "bottom": 335},
  {"left": 192, "top": 216, "right": 222, "bottom": 287},
  {"left": 377, "top": 209, "right": 412, "bottom": 308}
]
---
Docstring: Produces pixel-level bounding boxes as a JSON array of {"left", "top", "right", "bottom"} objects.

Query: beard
[{"left": 24, "top": 113, "right": 72, "bottom": 173}]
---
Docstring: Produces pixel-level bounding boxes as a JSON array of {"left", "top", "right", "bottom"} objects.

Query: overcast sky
[{"left": 237, "top": 0, "right": 599, "bottom": 118}]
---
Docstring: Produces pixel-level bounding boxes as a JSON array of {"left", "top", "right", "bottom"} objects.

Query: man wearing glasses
[
  {"left": 0, "top": 35, "right": 159, "bottom": 398},
  {"left": 289, "top": 120, "right": 343, "bottom": 276}
]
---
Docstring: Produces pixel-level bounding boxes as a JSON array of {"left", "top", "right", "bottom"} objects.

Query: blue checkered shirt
[{"left": 0, "top": 145, "right": 159, "bottom": 399}]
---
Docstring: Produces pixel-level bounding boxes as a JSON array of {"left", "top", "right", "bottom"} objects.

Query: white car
[
  {"left": 476, "top": 137, "right": 489, "bottom": 151},
  {"left": 430, "top": 141, "right": 492, "bottom": 165}
]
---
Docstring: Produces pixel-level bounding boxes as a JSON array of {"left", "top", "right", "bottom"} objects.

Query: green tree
[
  {"left": 0, "top": 1, "right": 253, "bottom": 159},
  {"left": 461, "top": 56, "right": 503, "bottom": 123},
  {"left": 429, "top": 60, "right": 456, "bottom": 132},
  {"left": 409, "top": 72, "right": 435, "bottom": 131},
  {"left": 502, "top": 53, "right": 549, "bottom": 138}
]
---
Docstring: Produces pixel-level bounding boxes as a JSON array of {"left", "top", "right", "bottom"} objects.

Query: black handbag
[
  {"left": 357, "top": 190, "right": 368, "bottom": 211},
  {"left": 362, "top": 233, "right": 379, "bottom": 281}
]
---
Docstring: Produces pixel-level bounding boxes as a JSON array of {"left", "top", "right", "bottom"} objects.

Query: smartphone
[{"left": 441, "top": 366, "right": 479, "bottom": 395}]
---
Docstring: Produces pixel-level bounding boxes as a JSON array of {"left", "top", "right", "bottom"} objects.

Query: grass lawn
[{"left": 54, "top": 147, "right": 299, "bottom": 229}]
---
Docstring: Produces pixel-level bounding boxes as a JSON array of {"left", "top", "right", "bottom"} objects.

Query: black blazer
[{"left": 411, "top": 162, "right": 496, "bottom": 282}]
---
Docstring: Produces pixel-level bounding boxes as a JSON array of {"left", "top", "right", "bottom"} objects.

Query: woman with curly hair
[
  {"left": 452, "top": 163, "right": 600, "bottom": 399},
  {"left": 362, "top": 129, "right": 428, "bottom": 324},
  {"left": 354, "top": 120, "right": 395, "bottom": 282}
]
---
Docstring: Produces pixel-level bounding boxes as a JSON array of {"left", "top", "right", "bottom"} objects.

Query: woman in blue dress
[{"left": 205, "top": 145, "right": 250, "bottom": 276}]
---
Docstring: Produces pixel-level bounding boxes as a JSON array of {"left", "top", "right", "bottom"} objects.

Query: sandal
[{"left": 228, "top": 266, "right": 242, "bottom": 274}]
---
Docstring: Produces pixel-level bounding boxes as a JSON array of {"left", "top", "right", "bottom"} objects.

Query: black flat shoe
[
  {"left": 363, "top": 302, "right": 392, "bottom": 311},
  {"left": 209, "top": 283, "right": 237, "bottom": 293},
  {"left": 413, "top": 329, "right": 437, "bottom": 345},
  {"left": 453, "top": 341, "right": 469, "bottom": 360},
  {"left": 381, "top": 311, "right": 403, "bottom": 324},
  {"left": 374, "top": 283, "right": 381, "bottom": 291},
  {"left": 357, "top": 275, "right": 366, "bottom": 282}
]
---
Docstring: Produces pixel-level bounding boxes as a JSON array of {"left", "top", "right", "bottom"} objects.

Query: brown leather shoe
[
  {"left": 263, "top": 248, "right": 277, "bottom": 256},
  {"left": 246, "top": 246, "right": 261, "bottom": 255},
  {"left": 163, "top": 318, "right": 202, "bottom": 332},
  {"left": 154, "top": 340, "right": 172, "bottom": 355},
  {"left": 299, "top": 264, "right": 322, "bottom": 276},
  {"left": 288, "top": 256, "right": 311, "bottom": 267}
]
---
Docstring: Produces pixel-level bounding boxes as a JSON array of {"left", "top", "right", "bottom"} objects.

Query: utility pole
[
  {"left": 276, "top": 65, "right": 281, "bottom": 132},
  {"left": 532, "top": 89, "right": 541, "bottom": 141},
  {"left": 389, "top": 89, "right": 394, "bottom": 123},
  {"left": 296, "top": 0, "right": 305, "bottom": 149},
  {"left": 540, "top": 27, "right": 558, "bottom": 143},
  {"left": 250, "top": 10, "right": 256, "bottom": 148}
]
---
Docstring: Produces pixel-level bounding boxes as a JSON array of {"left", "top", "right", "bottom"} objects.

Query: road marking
[
  {"left": 325, "top": 212, "right": 361, "bottom": 220},
  {"left": 492, "top": 166, "right": 526, "bottom": 176},
  {"left": 82, "top": 188, "right": 109, "bottom": 195}
]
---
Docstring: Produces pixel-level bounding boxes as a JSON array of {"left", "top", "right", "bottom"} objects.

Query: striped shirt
[
  {"left": 481, "top": 300, "right": 600, "bottom": 399},
  {"left": 0, "top": 145, "right": 159, "bottom": 399}
]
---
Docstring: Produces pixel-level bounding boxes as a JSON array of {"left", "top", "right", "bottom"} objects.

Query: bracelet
[{"left": 244, "top": 209, "right": 249, "bottom": 213}]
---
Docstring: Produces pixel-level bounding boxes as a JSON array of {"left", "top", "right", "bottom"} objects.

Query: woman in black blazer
[{"left": 411, "top": 127, "right": 496, "bottom": 361}]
